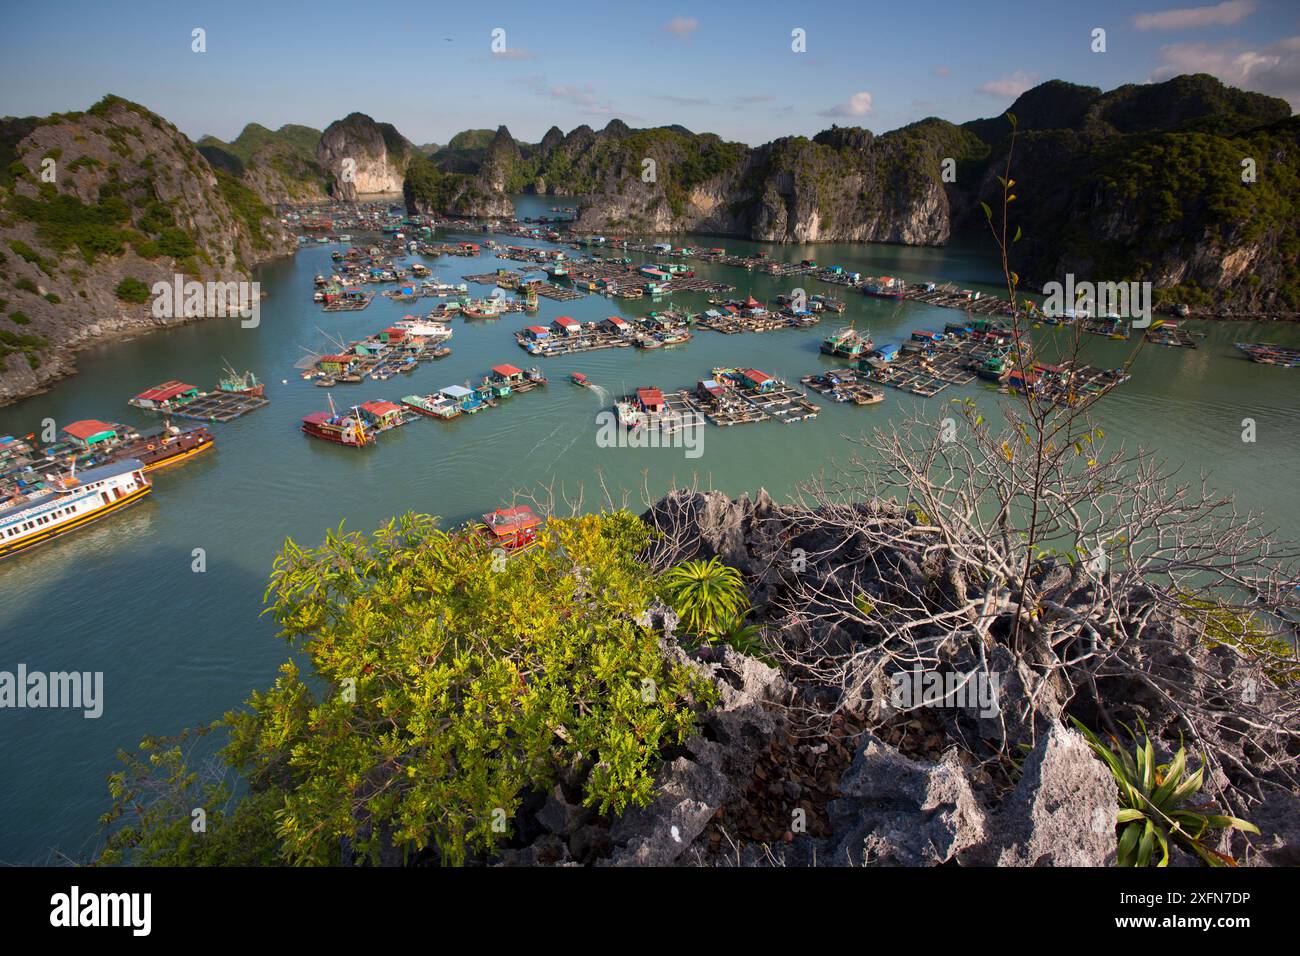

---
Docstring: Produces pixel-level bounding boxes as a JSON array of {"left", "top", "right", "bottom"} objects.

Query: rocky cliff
[
  {"left": 480, "top": 489, "right": 1300, "bottom": 867},
  {"left": 0, "top": 95, "right": 294, "bottom": 405},
  {"left": 198, "top": 123, "right": 330, "bottom": 204},
  {"left": 957, "top": 75, "right": 1299, "bottom": 311},
  {"left": 316, "top": 112, "right": 412, "bottom": 200},
  {"left": 428, "top": 73, "right": 1296, "bottom": 308}
]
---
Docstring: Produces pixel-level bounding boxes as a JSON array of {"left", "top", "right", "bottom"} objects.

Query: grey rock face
[
  {"left": 970, "top": 720, "right": 1117, "bottom": 866},
  {"left": 828, "top": 736, "right": 987, "bottom": 865}
]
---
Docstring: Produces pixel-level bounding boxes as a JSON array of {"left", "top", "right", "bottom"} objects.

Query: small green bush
[{"left": 114, "top": 276, "right": 151, "bottom": 303}]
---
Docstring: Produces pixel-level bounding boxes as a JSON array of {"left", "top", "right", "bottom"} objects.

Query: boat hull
[{"left": 0, "top": 484, "right": 152, "bottom": 561}]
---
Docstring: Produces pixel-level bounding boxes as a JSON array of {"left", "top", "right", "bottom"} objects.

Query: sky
[{"left": 1, "top": 0, "right": 1296, "bottom": 146}]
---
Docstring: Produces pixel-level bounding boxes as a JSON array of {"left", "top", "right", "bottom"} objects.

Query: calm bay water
[{"left": 2, "top": 194, "right": 1297, "bottom": 862}]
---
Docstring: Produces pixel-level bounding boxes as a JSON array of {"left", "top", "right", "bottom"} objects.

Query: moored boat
[
  {"left": 301, "top": 396, "right": 374, "bottom": 447},
  {"left": 1236, "top": 342, "right": 1300, "bottom": 367},
  {"left": 0, "top": 459, "right": 152, "bottom": 561},
  {"left": 478, "top": 505, "right": 542, "bottom": 553},
  {"left": 217, "top": 364, "right": 265, "bottom": 397}
]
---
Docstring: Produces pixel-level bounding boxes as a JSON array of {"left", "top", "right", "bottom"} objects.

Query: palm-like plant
[
  {"left": 1070, "top": 717, "right": 1260, "bottom": 867},
  {"left": 715, "top": 610, "right": 768, "bottom": 658},
  {"left": 661, "top": 556, "right": 747, "bottom": 639}
]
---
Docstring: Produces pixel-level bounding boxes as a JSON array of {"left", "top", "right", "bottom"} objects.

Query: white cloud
[
  {"left": 664, "top": 17, "right": 699, "bottom": 41},
  {"left": 1151, "top": 36, "right": 1300, "bottom": 108},
  {"left": 1134, "top": 1, "right": 1256, "bottom": 31},
  {"left": 976, "top": 71, "right": 1038, "bottom": 99},
  {"left": 526, "top": 77, "right": 619, "bottom": 115},
  {"left": 820, "top": 91, "right": 873, "bottom": 117}
]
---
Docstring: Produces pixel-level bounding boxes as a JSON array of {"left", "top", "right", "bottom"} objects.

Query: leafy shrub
[
  {"left": 114, "top": 277, "right": 151, "bottom": 303},
  {"left": 99, "top": 511, "right": 715, "bottom": 866}
]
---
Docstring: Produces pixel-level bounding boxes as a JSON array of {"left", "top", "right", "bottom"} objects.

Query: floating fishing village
[{"left": 2, "top": 194, "right": 1295, "bottom": 563}]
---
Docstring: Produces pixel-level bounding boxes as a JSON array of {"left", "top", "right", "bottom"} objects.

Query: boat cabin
[
  {"left": 552, "top": 316, "right": 581, "bottom": 336},
  {"left": 480, "top": 505, "right": 542, "bottom": 552}
]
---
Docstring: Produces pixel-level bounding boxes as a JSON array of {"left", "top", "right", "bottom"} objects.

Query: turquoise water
[{"left": 1, "top": 195, "right": 1297, "bottom": 863}]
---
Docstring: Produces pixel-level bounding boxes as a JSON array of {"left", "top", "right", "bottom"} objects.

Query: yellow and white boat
[{"left": 0, "top": 459, "right": 151, "bottom": 561}]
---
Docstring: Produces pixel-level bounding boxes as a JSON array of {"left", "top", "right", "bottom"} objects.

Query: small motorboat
[{"left": 570, "top": 372, "right": 591, "bottom": 387}]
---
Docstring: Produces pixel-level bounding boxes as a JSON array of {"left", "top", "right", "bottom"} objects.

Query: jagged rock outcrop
[
  {"left": 317, "top": 112, "right": 412, "bottom": 199},
  {"left": 0, "top": 95, "right": 293, "bottom": 405},
  {"left": 198, "top": 123, "right": 329, "bottom": 203}
]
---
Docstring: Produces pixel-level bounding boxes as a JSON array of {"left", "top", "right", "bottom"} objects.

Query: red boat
[
  {"left": 301, "top": 396, "right": 374, "bottom": 448},
  {"left": 478, "top": 505, "right": 542, "bottom": 552}
]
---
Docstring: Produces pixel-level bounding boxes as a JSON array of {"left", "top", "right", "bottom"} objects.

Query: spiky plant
[
  {"left": 661, "top": 556, "right": 747, "bottom": 639},
  {"left": 1070, "top": 717, "right": 1260, "bottom": 867}
]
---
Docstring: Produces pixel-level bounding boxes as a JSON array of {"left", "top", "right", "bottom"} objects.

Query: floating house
[
  {"left": 737, "top": 369, "right": 777, "bottom": 392},
  {"left": 358, "top": 400, "right": 405, "bottom": 432},
  {"left": 62, "top": 420, "right": 120, "bottom": 451},
  {"left": 636, "top": 387, "right": 666, "bottom": 413},
  {"left": 490, "top": 364, "right": 526, "bottom": 385},
  {"left": 440, "top": 384, "right": 485, "bottom": 413},
  {"left": 601, "top": 316, "right": 632, "bottom": 335},
  {"left": 523, "top": 325, "right": 551, "bottom": 342},
  {"left": 130, "top": 381, "right": 201, "bottom": 412},
  {"left": 552, "top": 316, "right": 582, "bottom": 336},
  {"left": 695, "top": 379, "right": 729, "bottom": 404}
]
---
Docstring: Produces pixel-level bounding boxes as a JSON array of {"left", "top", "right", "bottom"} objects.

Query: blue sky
[{"left": 2, "top": 0, "right": 1296, "bottom": 145}]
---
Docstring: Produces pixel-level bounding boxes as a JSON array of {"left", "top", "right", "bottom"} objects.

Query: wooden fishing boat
[
  {"left": 478, "top": 505, "right": 542, "bottom": 553},
  {"left": 1236, "top": 342, "right": 1300, "bottom": 367},
  {"left": 217, "top": 364, "right": 265, "bottom": 398},
  {"left": 570, "top": 372, "right": 591, "bottom": 387},
  {"left": 301, "top": 396, "right": 374, "bottom": 448}
]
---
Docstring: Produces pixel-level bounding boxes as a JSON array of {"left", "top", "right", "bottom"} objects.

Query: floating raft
[
  {"left": 616, "top": 391, "right": 704, "bottom": 435},
  {"left": 1145, "top": 324, "right": 1198, "bottom": 348},
  {"left": 161, "top": 392, "right": 269, "bottom": 422},
  {"left": 675, "top": 387, "right": 769, "bottom": 427},
  {"left": 322, "top": 292, "right": 374, "bottom": 312},
  {"left": 800, "top": 368, "right": 886, "bottom": 406},
  {"left": 515, "top": 329, "right": 633, "bottom": 356}
]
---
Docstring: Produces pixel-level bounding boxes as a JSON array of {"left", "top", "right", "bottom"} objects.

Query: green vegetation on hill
[{"left": 96, "top": 511, "right": 715, "bottom": 866}]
